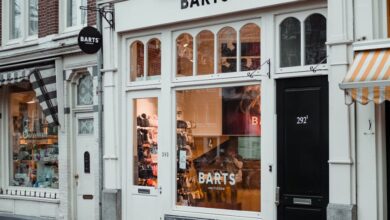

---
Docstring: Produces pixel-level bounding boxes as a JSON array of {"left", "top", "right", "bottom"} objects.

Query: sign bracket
[{"left": 80, "top": 6, "right": 115, "bottom": 29}]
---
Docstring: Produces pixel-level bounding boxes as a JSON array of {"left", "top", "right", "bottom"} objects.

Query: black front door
[{"left": 277, "top": 76, "right": 329, "bottom": 220}]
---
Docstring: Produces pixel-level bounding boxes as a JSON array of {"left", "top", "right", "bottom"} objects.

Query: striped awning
[
  {"left": 340, "top": 49, "right": 390, "bottom": 104},
  {"left": 0, "top": 69, "right": 29, "bottom": 85}
]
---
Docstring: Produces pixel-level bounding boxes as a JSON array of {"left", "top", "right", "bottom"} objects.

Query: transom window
[
  {"left": 175, "top": 21, "right": 261, "bottom": 77},
  {"left": 8, "top": 0, "right": 38, "bottom": 41},
  {"left": 77, "top": 74, "right": 94, "bottom": 106},
  {"left": 129, "top": 37, "right": 162, "bottom": 82},
  {"left": 278, "top": 12, "right": 327, "bottom": 69}
]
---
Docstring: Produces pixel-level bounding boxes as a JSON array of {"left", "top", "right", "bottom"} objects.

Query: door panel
[
  {"left": 386, "top": 101, "right": 389, "bottom": 220},
  {"left": 277, "top": 76, "right": 329, "bottom": 220}
]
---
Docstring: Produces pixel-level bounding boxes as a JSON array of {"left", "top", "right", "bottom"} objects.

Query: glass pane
[
  {"left": 67, "top": 0, "right": 77, "bottom": 27},
  {"left": 147, "top": 39, "right": 162, "bottom": 78},
  {"left": 10, "top": 0, "right": 22, "bottom": 39},
  {"left": 133, "top": 98, "right": 158, "bottom": 187},
  {"left": 177, "top": 33, "right": 194, "bottom": 77},
  {"left": 78, "top": 118, "right": 94, "bottom": 134},
  {"left": 218, "top": 27, "right": 237, "bottom": 73},
  {"left": 240, "top": 24, "right": 261, "bottom": 71},
  {"left": 77, "top": 74, "right": 94, "bottom": 105},
  {"left": 9, "top": 86, "right": 59, "bottom": 189},
  {"left": 28, "top": 0, "right": 38, "bottom": 36},
  {"left": 176, "top": 85, "right": 261, "bottom": 212},
  {"left": 196, "top": 30, "right": 214, "bottom": 75},
  {"left": 305, "top": 14, "right": 327, "bottom": 65},
  {"left": 280, "top": 17, "right": 301, "bottom": 67},
  {"left": 130, "top": 41, "right": 145, "bottom": 81},
  {"left": 81, "top": 0, "right": 87, "bottom": 25}
]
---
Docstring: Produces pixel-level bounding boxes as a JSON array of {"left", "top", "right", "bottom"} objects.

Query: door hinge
[
  {"left": 158, "top": 186, "right": 162, "bottom": 195},
  {"left": 275, "top": 186, "right": 280, "bottom": 206}
]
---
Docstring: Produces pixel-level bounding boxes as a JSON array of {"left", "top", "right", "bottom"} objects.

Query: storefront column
[{"left": 327, "top": 0, "right": 357, "bottom": 219}]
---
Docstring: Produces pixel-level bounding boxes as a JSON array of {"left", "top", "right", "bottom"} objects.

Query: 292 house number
[{"left": 296, "top": 115, "right": 309, "bottom": 125}]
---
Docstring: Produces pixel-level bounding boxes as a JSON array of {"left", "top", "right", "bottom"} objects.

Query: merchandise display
[
  {"left": 176, "top": 85, "right": 261, "bottom": 212},
  {"left": 10, "top": 88, "right": 59, "bottom": 189}
]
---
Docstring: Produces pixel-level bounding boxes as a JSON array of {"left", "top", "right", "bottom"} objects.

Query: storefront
[{"left": 103, "top": 0, "right": 330, "bottom": 219}]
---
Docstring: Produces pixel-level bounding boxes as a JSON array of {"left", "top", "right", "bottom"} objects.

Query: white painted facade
[{"left": 100, "top": 0, "right": 390, "bottom": 219}]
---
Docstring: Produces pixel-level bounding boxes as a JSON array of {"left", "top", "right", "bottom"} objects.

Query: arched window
[
  {"left": 305, "top": 14, "right": 327, "bottom": 65},
  {"left": 240, "top": 23, "right": 261, "bottom": 71},
  {"left": 77, "top": 74, "right": 93, "bottom": 105},
  {"left": 196, "top": 30, "right": 214, "bottom": 75},
  {"left": 147, "top": 38, "right": 161, "bottom": 77},
  {"left": 218, "top": 27, "right": 237, "bottom": 73},
  {"left": 280, "top": 17, "right": 301, "bottom": 67},
  {"left": 176, "top": 33, "right": 194, "bottom": 76},
  {"left": 130, "top": 41, "right": 144, "bottom": 81}
]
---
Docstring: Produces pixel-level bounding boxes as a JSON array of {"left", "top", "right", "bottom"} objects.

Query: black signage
[
  {"left": 78, "top": 26, "right": 102, "bottom": 54},
  {"left": 181, "top": 0, "right": 227, "bottom": 9}
]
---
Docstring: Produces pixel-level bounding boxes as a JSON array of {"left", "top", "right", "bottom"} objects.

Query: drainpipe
[{"left": 96, "top": 3, "right": 104, "bottom": 220}]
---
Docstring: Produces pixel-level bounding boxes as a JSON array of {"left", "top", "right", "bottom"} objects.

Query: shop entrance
[
  {"left": 276, "top": 76, "right": 329, "bottom": 220},
  {"left": 74, "top": 112, "right": 98, "bottom": 220}
]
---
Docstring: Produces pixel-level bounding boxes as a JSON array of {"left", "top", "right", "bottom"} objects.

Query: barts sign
[
  {"left": 78, "top": 26, "right": 102, "bottom": 54},
  {"left": 181, "top": 0, "right": 228, "bottom": 9}
]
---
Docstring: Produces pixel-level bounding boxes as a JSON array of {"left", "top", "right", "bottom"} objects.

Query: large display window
[
  {"left": 9, "top": 84, "right": 59, "bottom": 189},
  {"left": 175, "top": 85, "right": 261, "bottom": 212}
]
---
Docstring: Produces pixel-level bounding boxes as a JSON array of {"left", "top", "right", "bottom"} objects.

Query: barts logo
[
  {"left": 79, "top": 36, "right": 100, "bottom": 45},
  {"left": 181, "top": 0, "right": 228, "bottom": 9}
]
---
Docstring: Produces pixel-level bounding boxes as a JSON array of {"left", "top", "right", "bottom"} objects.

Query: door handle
[
  {"left": 275, "top": 187, "right": 280, "bottom": 206},
  {"left": 74, "top": 174, "right": 79, "bottom": 186}
]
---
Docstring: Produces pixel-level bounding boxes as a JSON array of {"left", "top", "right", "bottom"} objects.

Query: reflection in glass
[
  {"left": 28, "top": 0, "right": 38, "bottom": 36},
  {"left": 9, "top": 85, "right": 59, "bottom": 189},
  {"left": 177, "top": 33, "right": 194, "bottom": 77},
  {"left": 133, "top": 98, "right": 158, "bottom": 187},
  {"left": 77, "top": 74, "right": 94, "bottom": 105},
  {"left": 280, "top": 17, "right": 301, "bottom": 67},
  {"left": 147, "top": 39, "right": 162, "bottom": 78},
  {"left": 240, "top": 23, "right": 261, "bottom": 71},
  {"left": 176, "top": 85, "right": 261, "bottom": 212},
  {"left": 67, "top": 0, "right": 77, "bottom": 27},
  {"left": 218, "top": 27, "right": 237, "bottom": 73},
  {"left": 196, "top": 30, "right": 214, "bottom": 75},
  {"left": 130, "top": 41, "right": 145, "bottom": 81},
  {"left": 305, "top": 14, "right": 327, "bottom": 65},
  {"left": 81, "top": 0, "right": 87, "bottom": 25},
  {"left": 10, "top": 0, "right": 22, "bottom": 39}
]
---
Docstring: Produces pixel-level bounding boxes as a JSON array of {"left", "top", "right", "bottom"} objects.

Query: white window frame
[
  {"left": 275, "top": 8, "right": 327, "bottom": 74},
  {"left": 63, "top": 0, "right": 88, "bottom": 33},
  {"left": 1, "top": 0, "right": 38, "bottom": 46}
]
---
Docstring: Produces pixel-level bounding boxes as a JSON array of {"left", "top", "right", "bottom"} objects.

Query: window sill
[
  {"left": 0, "top": 195, "right": 60, "bottom": 204},
  {"left": 0, "top": 39, "right": 39, "bottom": 52}
]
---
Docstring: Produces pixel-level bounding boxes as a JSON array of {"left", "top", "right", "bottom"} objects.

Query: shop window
[
  {"left": 130, "top": 41, "right": 145, "bottom": 81},
  {"left": 218, "top": 27, "right": 237, "bottom": 73},
  {"left": 196, "top": 30, "right": 215, "bottom": 75},
  {"left": 9, "top": 0, "right": 38, "bottom": 41},
  {"left": 240, "top": 23, "right": 261, "bottom": 71},
  {"left": 9, "top": 85, "right": 59, "bottom": 189},
  {"left": 77, "top": 74, "right": 93, "bottom": 106},
  {"left": 177, "top": 33, "right": 194, "bottom": 77},
  {"left": 176, "top": 85, "right": 261, "bottom": 212},
  {"left": 66, "top": 0, "right": 87, "bottom": 28},
  {"left": 133, "top": 98, "right": 158, "bottom": 187},
  {"left": 147, "top": 39, "right": 162, "bottom": 78},
  {"left": 305, "top": 14, "right": 327, "bottom": 65},
  {"left": 280, "top": 17, "right": 301, "bottom": 67}
]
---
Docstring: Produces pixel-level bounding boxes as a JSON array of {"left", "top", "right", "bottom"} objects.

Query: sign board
[
  {"left": 78, "top": 26, "right": 102, "bottom": 54},
  {"left": 115, "top": 0, "right": 303, "bottom": 32}
]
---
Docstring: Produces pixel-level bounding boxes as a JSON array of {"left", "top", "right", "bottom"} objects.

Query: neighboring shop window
[
  {"left": 9, "top": 85, "right": 59, "bottom": 189},
  {"left": 176, "top": 85, "right": 261, "bottom": 212},
  {"left": 133, "top": 98, "right": 158, "bottom": 187},
  {"left": 279, "top": 14, "right": 327, "bottom": 68},
  {"left": 77, "top": 74, "right": 93, "bottom": 106},
  {"left": 130, "top": 41, "right": 145, "bottom": 81},
  {"left": 196, "top": 30, "right": 215, "bottom": 75},
  {"left": 177, "top": 33, "right": 194, "bottom": 77},
  {"left": 240, "top": 23, "right": 261, "bottom": 71},
  {"left": 175, "top": 22, "right": 261, "bottom": 77},
  {"left": 147, "top": 39, "right": 162, "bottom": 78},
  {"left": 9, "top": 0, "right": 38, "bottom": 40},
  {"left": 66, "top": 0, "right": 87, "bottom": 28}
]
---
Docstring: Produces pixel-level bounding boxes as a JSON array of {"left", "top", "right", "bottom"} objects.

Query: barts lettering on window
[{"left": 181, "top": 0, "right": 228, "bottom": 9}]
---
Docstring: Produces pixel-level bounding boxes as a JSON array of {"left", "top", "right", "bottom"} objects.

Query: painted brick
[
  {"left": 38, "top": 0, "right": 59, "bottom": 38},
  {"left": 88, "top": 0, "right": 96, "bottom": 26}
]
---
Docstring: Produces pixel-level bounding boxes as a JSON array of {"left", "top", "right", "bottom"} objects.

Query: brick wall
[
  {"left": 87, "top": 0, "right": 96, "bottom": 26},
  {"left": 38, "top": 0, "right": 59, "bottom": 38}
]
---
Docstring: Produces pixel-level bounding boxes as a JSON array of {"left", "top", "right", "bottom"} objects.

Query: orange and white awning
[{"left": 340, "top": 49, "right": 390, "bottom": 104}]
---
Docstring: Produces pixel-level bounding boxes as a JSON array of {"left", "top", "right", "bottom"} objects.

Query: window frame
[
  {"left": 172, "top": 18, "right": 262, "bottom": 84},
  {"left": 63, "top": 0, "right": 88, "bottom": 33},
  {"left": 2, "top": 0, "right": 39, "bottom": 46},
  {"left": 275, "top": 9, "right": 327, "bottom": 74}
]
